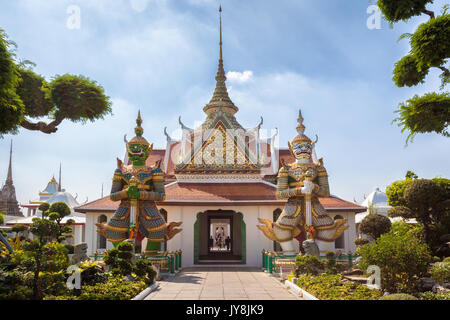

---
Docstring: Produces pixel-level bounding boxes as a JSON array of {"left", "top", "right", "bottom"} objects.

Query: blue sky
[{"left": 0, "top": 0, "right": 448, "bottom": 207}]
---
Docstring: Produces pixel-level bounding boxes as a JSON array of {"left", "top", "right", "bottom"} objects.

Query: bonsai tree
[
  {"left": 104, "top": 241, "right": 134, "bottom": 277},
  {"left": 47, "top": 202, "right": 73, "bottom": 243},
  {"left": 38, "top": 203, "right": 50, "bottom": 218},
  {"left": 375, "top": 0, "right": 449, "bottom": 143},
  {"left": 387, "top": 177, "right": 450, "bottom": 255},
  {"left": 0, "top": 29, "right": 111, "bottom": 136},
  {"left": 24, "top": 217, "right": 60, "bottom": 299},
  {"left": 359, "top": 213, "right": 392, "bottom": 240}
]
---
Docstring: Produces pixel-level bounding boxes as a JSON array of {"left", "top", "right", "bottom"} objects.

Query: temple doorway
[{"left": 194, "top": 210, "right": 245, "bottom": 264}]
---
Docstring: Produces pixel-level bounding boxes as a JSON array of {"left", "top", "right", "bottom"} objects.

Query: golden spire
[
  {"left": 203, "top": 6, "right": 238, "bottom": 116},
  {"left": 219, "top": 5, "right": 222, "bottom": 61},
  {"left": 129, "top": 110, "right": 150, "bottom": 146}
]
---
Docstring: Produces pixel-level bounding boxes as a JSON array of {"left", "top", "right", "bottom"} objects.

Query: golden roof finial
[
  {"left": 296, "top": 109, "right": 305, "bottom": 134},
  {"left": 129, "top": 111, "right": 150, "bottom": 146}
]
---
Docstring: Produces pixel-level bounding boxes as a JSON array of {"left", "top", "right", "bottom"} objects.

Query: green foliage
[
  {"left": 49, "top": 74, "right": 111, "bottom": 122},
  {"left": 393, "top": 55, "right": 429, "bottom": 87},
  {"left": 444, "top": 257, "right": 450, "bottom": 263},
  {"left": 0, "top": 212, "right": 4, "bottom": 225},
  {"left": 135, "top": 259, "right": 157, "bottom": 285},
  {"left": 0, "top": 29, "right": 24, "bottom": 135},
  {"left": 376, "top": 0, "right": 433, "bottom": 23},
  {"left": 294, "top": 254, "right": 325, "bottom": 276},
  {"left": 410, "top": 14, "right": 450, "bottom": 69},
  {"left": 16, "top": 68, "right": 52, "bottom": 117},
  {"left": 379, "top": 293, "right": 418, "bottom": 300},
  {"left": 45, "top": 277, "right": 147, "bottom": 300},
  {"left": 29, "top": 218, "right": 59, "bottom": 242},
  {"left": 7, "top": 240, "right": 70, "bottom": 299},
  {"left": 430, "top": 262, "right": 450, "bottom": 283},
  {"left": 354, "top": 238, "right": 370, "bottom": 246},
  {"left": 417, "top": 291, "right": 450, "bottom": 300},
  {"left": 78, "top": 260, "right": 108, "bottom": 286},
  {"left": 104, "top": 242, "right": 134, "bottom": 277},
  {"left": 394, "top": 92, "right": 450, "bottom": 142},
  {"left": 11, "top": 224, "right": 27, "bottom": 234},
  {"left": 64, "top": 244, "right": 74, "bottom": 254},
  {"left": 386, "top": 178, "right": 413, "bottom": 207},
  {"left": 0, "top": 28, "right": 111, "bottom": 135},
  {"left": 296, "top": 273, "right": 382, "bottom": 300},
  {"left": 47, "top": 202, "right": 73, "bottom": 243},
  {"left": 359, "top": 230, "right": 432, "bottom": 293},
  {"left": 360, "top": 213, "right": 392, "bottom": 239},
  {"left": 48, "top": 202, "right": 71, "bottom": 219},
  {"left": 387, "top": 176, "right": 450, "bottom": 256},
  {"left": 38, "top": 202, "right": 50, "bottom": 216},
  {"left": 378, "top": 1, "right": 449, "bottom": 142},
  {"left": 0, "top": 268, "right": 33, "bottom": 299}
]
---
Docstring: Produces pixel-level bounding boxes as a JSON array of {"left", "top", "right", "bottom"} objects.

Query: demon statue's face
[
  {"left": 128, "top": 143, "right": 149, "bottom": 166},
  {"left": 292, "top": 141, "right": 312, "bottom": 161}
]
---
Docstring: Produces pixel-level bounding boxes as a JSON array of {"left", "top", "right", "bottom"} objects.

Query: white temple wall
[
  {"left": 162, "top": 204, "right": 283, "bottom": 267},
  {"left": 82, "top": 206, "right": 358, "bottom": 262}
]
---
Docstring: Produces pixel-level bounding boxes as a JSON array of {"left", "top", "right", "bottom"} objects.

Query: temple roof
[
  {"left": 40, "top": 176, "right": 60, "bottom": 195},
  {"left": 75, "top": 182, "right": 365, "bottom": 212}
]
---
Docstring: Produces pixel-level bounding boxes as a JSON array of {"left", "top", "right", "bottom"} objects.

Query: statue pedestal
[{"left": 315, "top": 240, "right": 335, "bottom": 254}]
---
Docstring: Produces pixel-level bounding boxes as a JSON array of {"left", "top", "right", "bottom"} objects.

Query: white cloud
[{"left": 226, "top": 70, "right": 253, "bottom": 83}]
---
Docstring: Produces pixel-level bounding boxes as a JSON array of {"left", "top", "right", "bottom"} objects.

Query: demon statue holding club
[
  {"left": 258, "top": 109, "right": 348, "bottom": 253},
  {"left": 96, "top": 111, "right": 182, "bottom": 252}
]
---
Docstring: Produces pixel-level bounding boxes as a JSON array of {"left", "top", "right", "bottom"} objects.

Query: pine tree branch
[
  {"left": 20, "top": 116, "right": 64, "bottom": 134},
  {"left": 438, "top": 66, "right": 450, "bottom": 77},
  {"left": 423, "top": 9, "right": 435, "bottom": 19}
]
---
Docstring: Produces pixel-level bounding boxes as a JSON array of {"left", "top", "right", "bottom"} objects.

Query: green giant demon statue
[
  {"left": 258, "top": 110, "right": 348, "bottom": 253},
  {"left": 96, "top": 112, "right": 182, "bottom": 248}
]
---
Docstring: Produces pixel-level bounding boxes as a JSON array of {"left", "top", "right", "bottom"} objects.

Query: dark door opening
[{"left": 197, "top": 210, "right": 243, "bottom": 264}]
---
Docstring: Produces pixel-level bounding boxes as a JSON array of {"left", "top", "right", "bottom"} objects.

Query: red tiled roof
[{"left": 75, "top": 182, "right": 365, "bottom": 212}]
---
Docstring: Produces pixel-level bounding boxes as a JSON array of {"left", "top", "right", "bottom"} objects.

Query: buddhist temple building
[
  {"left": 8, "top": 165, "right": 86, "bottom": 244},
  {"left": 76, "top": 8, "right": 365, "bottom": 265},
  {"left": 0, "top": 141, "right": 23, "bottom": 219}
]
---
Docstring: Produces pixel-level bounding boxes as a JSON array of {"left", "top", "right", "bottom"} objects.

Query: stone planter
[
  {"left": 284, "top": 278, "right": 319, "bottom": 300},
  {"left": 131, "top": 282, "right": 159, "bottom": 300}
]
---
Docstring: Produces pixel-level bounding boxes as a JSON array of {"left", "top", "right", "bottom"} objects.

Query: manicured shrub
[
  {"left": 359, "top": 231, "right": 432, "bottom": 293},
  {"left": 379, "top": 293, "right": 418, "bottom": 300},
  {"left": 417, "top": 291, "right": 450, "bottom": 300},
  {"left": 354, "top": 238, "right": 370, "bottom": 246},
  {"left": 294, "top": 255, "right": 325, "bottom": 276},
  {"left": 45, "top": 277, "right": 147, "bottom": 300},
  {"left": 104, "top": 242, "right": 134, "bottom": 277},
  {"left": 135, "top": 259, "right": 157, "bottom": 285},
  {"left": 359, "top": 213, "right": 391, "bottom": 240},
  {"left": 296, "top": 274, "right": 381, "bottom": 300},
  {"left": 78, "top": 261, "right": 107, "bottom": 286},
  {"left": 430, "top": 262, "right": 450, "bottom": 283}
]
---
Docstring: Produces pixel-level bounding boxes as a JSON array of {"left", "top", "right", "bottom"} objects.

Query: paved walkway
[{"left": 145, "top": 267, "right": 301, "bottom": 300}]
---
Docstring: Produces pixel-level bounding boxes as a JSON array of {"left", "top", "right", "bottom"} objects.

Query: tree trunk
[
  {"left": 33, "top": 251, "right": 43, "bottom": 300},
  {"left": 20, "top": 116, "right": 64, "bottom": 134}
]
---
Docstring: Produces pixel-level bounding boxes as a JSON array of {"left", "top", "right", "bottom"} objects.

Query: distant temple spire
[
  {"left": 0, "top": 140, "right": 22, "bottom": 216},
  {"left": 6, "top": 140, "right": 12, "bottom": 184},
  {"left": 203, "top": 6, "right": 238, "bottom": 116},
  {"left": 58, "top": 162, "right": 62, "bottom": 192}
]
